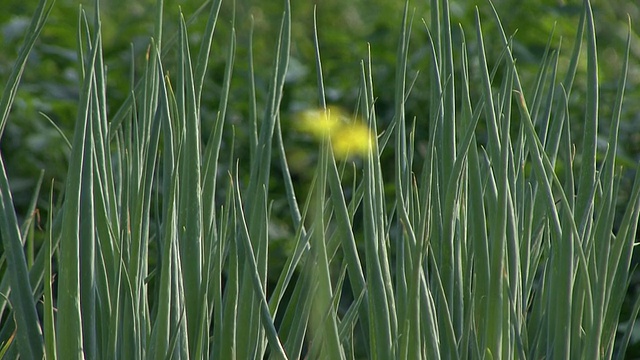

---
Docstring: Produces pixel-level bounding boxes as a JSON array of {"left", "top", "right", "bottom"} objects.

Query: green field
[{"left": 1, "top": 0, "right": 640, "bottom": 358}]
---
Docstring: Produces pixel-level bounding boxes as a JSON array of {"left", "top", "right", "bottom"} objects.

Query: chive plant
[{"left": 0, "top": 0, "right": 638, "bottom": 359}]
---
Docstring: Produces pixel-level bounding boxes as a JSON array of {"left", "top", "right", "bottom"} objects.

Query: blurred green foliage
[{"left": 2, "top": 0, "right": 638, "bottom": 213}]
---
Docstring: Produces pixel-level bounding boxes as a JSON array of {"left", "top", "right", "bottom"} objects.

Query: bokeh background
[{"left": 2, "top": 0, "right": 640, "bottom": 355}]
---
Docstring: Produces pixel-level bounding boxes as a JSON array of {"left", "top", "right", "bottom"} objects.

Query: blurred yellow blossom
[
  {"left": 297, "top": 107, "right": 344, "bottom": 137},
  {"left": 297, "top": 106, "right": 374, "bottom": 159}
]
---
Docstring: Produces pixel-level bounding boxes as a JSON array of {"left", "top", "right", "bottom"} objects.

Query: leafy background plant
[
  {"left": 1, "top": 0, "right": 640, "bottom": 358},
  {"left": 3, "top": 0, "right": 638, "bottom": 214}
]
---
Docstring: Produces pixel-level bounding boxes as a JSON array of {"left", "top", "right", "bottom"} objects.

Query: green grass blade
[
  {"left": 0, "top": 4, "right": 54, "bottom": 358},
  {"left": 233, "top": 170, "right": 289, "bottom": 360},
  {"left": 56, "top": 12, "right": 103, "bottom": 359},
  {"left": 194, "top": 0, "right": 223, "bottom": 100},
  {"left": 270, "top": 120, "right": 312, "bottom": 316},
  {"left": 309, "top": 5, "right": 370, "bottom": 349},
  {"left": 614, "top": 288, "right": 640, "bottom": 360},
  {"left": 601, "top": 24, "right": 635, "bottom": 355},
  {"left": 176, "top": 13, "right": 205, "bottom": 357},
  {"left": 148, "top": 146, "right": 179, "bottom": 360},
  {"left": 393, "top": 7, "right": 413, "bottom": 352},
  {"left": 279, "top": 257, "right": 315, "bottom": 358},
  {"left": 247, "top": 0, "right": 290, "bottom": 195},
  {"left": 0, "top": 155, "right": 44, "bottom": 360},
  {"left": 0, "top": 0, "right": 54, "bottom": 138},
  {"left": 202, "top": 23, "right": 235, "bottom": 243},
  {"left": 44, "top": 181, "right": 57, "bottom": 360},
  {"left": 438, "top": 0, "right": 456, "bottom": 181},
  {"left": 360, "top": 52, "right": 395, "bottom": 360},
  {"left": 237, "top": 1, "right": 291, "bottom": 358},
  {"left": 80, "top": 90, "right": 97, "bottom": 359},
  {"left": 213, "top": 174, "right": 239, "bottom": 360},
  {"left": 198, "top": 12, "right": 234, "bottom": 360},
  {"left": 574, "top": 0, "right": 598, "bottom": 241}
]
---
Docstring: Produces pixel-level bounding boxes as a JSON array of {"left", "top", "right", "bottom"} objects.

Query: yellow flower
[
  {"left": 330, "top": 123, "right": 374, "bottom": 158},
  {"left": 296, "top": 106, "right": 374, "bottom": 159},
  {"left": 297, "top": 106, "right": 345, "bottom": 137}
]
